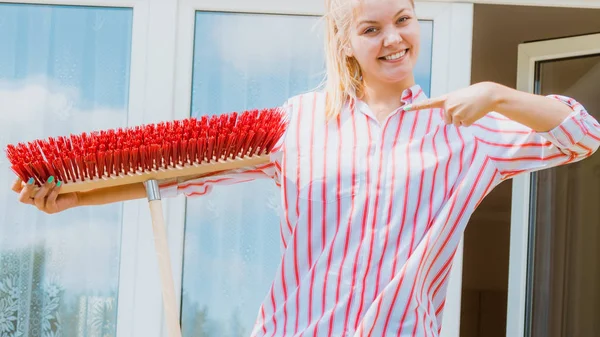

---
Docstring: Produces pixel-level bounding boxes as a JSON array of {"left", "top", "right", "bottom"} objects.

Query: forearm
[
  {"left": 489, "top": 82, "right": 573, "bottom": 132},
  {"left": 78, "top": 182, "right": 147, "bottom": 206}
]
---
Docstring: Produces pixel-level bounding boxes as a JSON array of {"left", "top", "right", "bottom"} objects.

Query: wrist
[
  {"left": 483, "top": 82, "right": 507, "bottom": 110},
  {"left": 484, "top": 82, "right": 513, "bottom": 117},
  {"left": 74, "top": 191, "right": 85, "bottom": 207}
]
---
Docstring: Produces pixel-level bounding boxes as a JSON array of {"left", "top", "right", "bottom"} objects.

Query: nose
[{"left": 383, "top": 28, "right": 402, "bottom": 47}]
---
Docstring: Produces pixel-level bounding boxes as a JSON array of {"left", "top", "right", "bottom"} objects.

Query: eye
[
  {"left": 397, "top": 16, "right": 410, "bottom": 24},
  {"left": 363, "top": 27, "right": 378, "bottom": 34}
]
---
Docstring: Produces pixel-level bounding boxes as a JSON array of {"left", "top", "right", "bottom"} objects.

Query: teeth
[{"left": 384, "top": 50, "right": 407, "bottom": 60}]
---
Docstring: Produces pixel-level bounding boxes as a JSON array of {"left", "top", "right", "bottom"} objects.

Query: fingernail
[
  {"left": 27, "top": 178, "right": 34, "bottom": 185},
  {"left": 47, "top": 176, "right": 54, "bottom": 183},
  {"left": 57, "top": 181, "right": 62, "bottom": 187},
  {"left": 403, "top": 104, "right": 413, "bottom": 111}
]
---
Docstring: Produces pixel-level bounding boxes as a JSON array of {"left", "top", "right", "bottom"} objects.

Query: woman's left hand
[{"left": 403, "top": 82, "right": 499, "bottom": 127}]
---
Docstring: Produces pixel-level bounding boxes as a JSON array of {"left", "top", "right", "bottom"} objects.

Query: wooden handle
[
  {"left": 148, "top": 199, "right": 182, "bottom": 337},
  {"left": 57, "top": 154, "right": 270, "bottom": 194}
]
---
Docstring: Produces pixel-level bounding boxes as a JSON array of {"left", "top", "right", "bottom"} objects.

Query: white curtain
[{"left": 0, "top": 4, "right": 132, "bottom": 337}]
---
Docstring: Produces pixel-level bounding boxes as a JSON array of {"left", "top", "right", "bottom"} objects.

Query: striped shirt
[{"left": 161, "top": 84, "right": 600, "bottom": 337}]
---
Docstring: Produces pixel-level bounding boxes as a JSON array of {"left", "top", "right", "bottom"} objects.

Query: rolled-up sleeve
[{"left": 470, "top": 95, "right": 600, "bottom": 180}]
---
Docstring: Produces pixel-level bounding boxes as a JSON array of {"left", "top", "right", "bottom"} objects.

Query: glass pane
[
  {"left": 0, "top": 4, "right": 133, "bottom": 337},
  {"left": 527, "top": 54, "right": 600, "bottom": 337},
  {"left": 182, "top": 12, "right": 434, "bottom": 336},
  {"left": 416, "top": 20, "right": 433, "bottom": 97}
]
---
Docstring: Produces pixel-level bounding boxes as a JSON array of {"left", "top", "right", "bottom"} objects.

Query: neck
[{"left": 360, "top": 75, "right": 416, "bottom": 120}]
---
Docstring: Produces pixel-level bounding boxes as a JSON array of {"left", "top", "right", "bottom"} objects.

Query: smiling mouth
[{"left": 380, "top": 49, "right": 409, "bottom": 61}]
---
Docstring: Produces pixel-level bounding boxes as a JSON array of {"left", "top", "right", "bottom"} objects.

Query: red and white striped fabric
[{"left": 160, "top": 85, "right": 600, "bottom": 337}]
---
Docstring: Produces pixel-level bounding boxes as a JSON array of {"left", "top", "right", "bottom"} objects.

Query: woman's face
[{"left": 346, "top": 0, "right": 420, "bottom": 88}]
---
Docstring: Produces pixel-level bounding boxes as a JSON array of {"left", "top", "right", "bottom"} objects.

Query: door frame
[{"left": 507, "top": 33, "right": 600, "bottom": 337}]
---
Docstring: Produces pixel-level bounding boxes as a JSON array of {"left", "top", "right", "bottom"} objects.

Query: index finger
[{"left": 403, "top": 95, "right": 446, "bottom": 111}]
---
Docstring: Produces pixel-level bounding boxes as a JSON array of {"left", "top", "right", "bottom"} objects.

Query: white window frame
[
  {"left": 415, "top": 4, "right": 474, "bottom": 336},
  {"left": 507, "top": 33, "right": 600, "bottom": 337}
]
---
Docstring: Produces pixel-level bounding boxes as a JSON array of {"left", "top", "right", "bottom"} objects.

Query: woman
[{"left": 13, "top": 0, "right": 600, "bottom": 335}]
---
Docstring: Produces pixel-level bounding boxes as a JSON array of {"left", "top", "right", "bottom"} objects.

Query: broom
[{"left": 5, "top": 107, "right": 287, "bottom": 337}]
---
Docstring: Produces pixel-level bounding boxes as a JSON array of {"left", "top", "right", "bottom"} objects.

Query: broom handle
[{"left": 145, "top": 180, "right": 182, "bottom": 337}]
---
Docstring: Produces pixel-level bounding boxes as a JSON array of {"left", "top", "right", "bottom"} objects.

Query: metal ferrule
[{"left": 144, "top": 179, "right": 161, "bottom": 201}]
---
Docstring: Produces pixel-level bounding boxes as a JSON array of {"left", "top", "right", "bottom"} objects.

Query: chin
[
  {"left": 380, "top": 72, "right": 413, "bottom": 85},
  {"left": 378, "top": 65, "right": 414, "bottom": 82}
]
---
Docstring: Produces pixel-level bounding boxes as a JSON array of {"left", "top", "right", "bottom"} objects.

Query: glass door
[
  {"left": 169, "top": 1, "right": 474, "bottom": 336},
  {"left": 509, "top": 33, "right": 600, "bottom": 337}
]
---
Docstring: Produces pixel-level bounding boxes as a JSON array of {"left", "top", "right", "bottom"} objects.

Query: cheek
[
  {"left": 353, "top": 38, "right": 381, "bottom": 60},
  {"left": 409, "top": 37, "right": 419, "bottom": 53},
  {"left": 406, "top": 26, "right": 421, "bottom": 53}
]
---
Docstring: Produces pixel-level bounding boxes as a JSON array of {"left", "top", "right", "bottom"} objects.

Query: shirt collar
[
  {"left": 351, "top": 84, "right": 426, "bottom": 118},
  {"left": 401, "top": 84, "right": 425, "bottom": 105}
]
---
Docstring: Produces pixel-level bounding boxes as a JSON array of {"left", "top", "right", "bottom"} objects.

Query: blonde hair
[
  {"left": 322, "top": 0, "right": 414, "bottom": 119},
  {"left": 323, "top": 0, "right": 361, "bottom": 120}
]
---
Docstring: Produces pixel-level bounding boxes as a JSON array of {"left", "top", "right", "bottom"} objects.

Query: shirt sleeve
[
  {"left": 469, "top": 95, "right": 600, "bottom": 180},
  {"left": 158, "top": 100, "right": 292, "bottom": 198}
]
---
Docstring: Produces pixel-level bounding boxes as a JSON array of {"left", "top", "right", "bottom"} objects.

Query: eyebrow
[{"left": 357, "top": 8, "right": 408, "bottom": 25}]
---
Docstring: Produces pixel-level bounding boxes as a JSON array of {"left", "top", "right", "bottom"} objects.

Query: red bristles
[{"left": 5, "top": 107, "right": 286, "bottom": 186}]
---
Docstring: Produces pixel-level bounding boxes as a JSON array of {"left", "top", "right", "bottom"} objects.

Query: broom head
[{"left": 5, "top": 107, "right": 286, "bottom": 194}]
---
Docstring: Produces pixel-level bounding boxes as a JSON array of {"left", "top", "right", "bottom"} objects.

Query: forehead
[{"left": 352, "top": 0, "right": 413, "bottom": 20}]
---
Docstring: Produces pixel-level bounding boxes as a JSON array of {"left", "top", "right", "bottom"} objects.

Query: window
[
  {"left": 0, "top": 4, "right": 133, "bottom": 336},
  {"left": 180, "top": 11, "right": 434, "bottom": 336}
]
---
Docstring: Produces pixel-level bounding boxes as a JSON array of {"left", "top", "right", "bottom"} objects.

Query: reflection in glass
[
  {"left": 0, "top": 4, "right": 132, "bottom": 336},
  {"left": 182, "top": 12, "right": 434, "bottom": 336}
]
